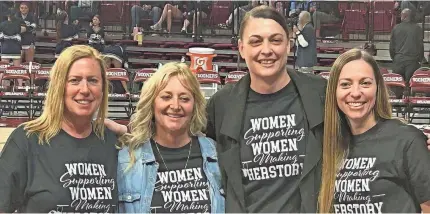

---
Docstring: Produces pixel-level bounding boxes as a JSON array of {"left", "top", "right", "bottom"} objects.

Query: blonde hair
[
  {"left": 319, "top": 49, "right": 392, "bottom": 213},
  {"left": 23, "top": 45, "right": 109, "bottom": 144},
  {"left": 120, "top": 62, "right": 207, "bottom": 167}
]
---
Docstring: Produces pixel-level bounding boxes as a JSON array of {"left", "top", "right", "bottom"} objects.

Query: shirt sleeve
[
  {"left": 0, "top": 132, "right": 28, "bottom": 212},
  {"left": 389, "top": 27, "right": 396, "bottom": 60},
  {"left": 403, "top": 134, "right": 430, "bottom": 204},
  {"left": 297, "top": 33, "right": 309, "bottom": 47},
  {"left": 205, "top": 95, "right": 216, "bottom": 141}
]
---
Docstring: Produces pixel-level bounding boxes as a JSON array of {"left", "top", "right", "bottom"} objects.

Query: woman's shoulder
[
  {"left": 380, "top": 119, "right": 426, "bottom": 142},
  {"left": 8, "top": 125, "right": 29, "bottom": 141},
  {"left": 118, "top": 145, "right": 132, "bottom": 163},
  {"left": 117, "top": 140, "right": 151, "bottom": 163},
  {"left": 5, "top": 125, "right": 38, "bottom": 151},
  {"left": 197, "top": 136, "right": 218, "bottom": 158},
  {"left": 197, "top": 136, "right": 216, "bottom": 145}
]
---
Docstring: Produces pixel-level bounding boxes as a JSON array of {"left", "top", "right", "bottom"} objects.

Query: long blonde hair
[
  {"left": 318, "top": 49, "right": 392, "bottom": 213},
  {"left": 120, "top": 62, "right": 207, "bottom": 167},
  {"left": 23, "top": 45, "right": 109, "bottom": 144}
]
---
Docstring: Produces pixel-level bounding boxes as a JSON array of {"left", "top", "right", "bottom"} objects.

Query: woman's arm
[
  {"left": 0, "top": 134, "right": 28, "bottom": 212},
  {"left": 421, "top": 201, "right": 430, "bottom": 213},
  {"left": 104, "top": 119, "right": 128, "bottom": 136},
  {"left": 403, "top": 134, "right": 430, "bottom": 211}
]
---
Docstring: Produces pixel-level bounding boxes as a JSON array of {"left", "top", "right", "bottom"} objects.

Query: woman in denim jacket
[{"left": 115, "top": 62, "right": 225, "bottom": 213}]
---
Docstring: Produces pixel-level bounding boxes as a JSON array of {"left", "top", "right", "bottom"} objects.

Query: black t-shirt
[
  {"left": 150, "top": 137, "right": 211, "bottom": 213},
  {"left": 87, "top": 27, "right": 105, "bottom": 44},
  {"left": 0, "top": 19, "right": 23, "bottom": 36},
  {"left": 333, "top": 119, "right": 430, "bottom": 213},
  {"left": 0, "top": 126, "right": 118, "bottom": 213},
  {"left": 240, "top": 82, "right": 307, "bottom": 213}
]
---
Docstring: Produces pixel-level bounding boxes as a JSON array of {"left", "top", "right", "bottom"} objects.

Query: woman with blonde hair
[
  {"left": 0, "top": 45, "right": 118, "bottom": 213},
  {"left": 319, "top": 49, "right": 430, "bottom": 213},
  {"left": 115, "top": 62, "right": 224, "bottom": 213}
]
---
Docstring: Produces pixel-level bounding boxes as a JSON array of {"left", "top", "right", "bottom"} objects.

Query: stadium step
[{"left": 418, "top": 23, "right": 430, "bottom": 31}]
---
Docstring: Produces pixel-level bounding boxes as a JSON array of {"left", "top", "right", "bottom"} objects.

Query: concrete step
[
  {"left": 425, "top": 31, "right": 430, "bottom": 42},
  {"left": 418, "top": 23, "right": 430, "bottom": 31}
]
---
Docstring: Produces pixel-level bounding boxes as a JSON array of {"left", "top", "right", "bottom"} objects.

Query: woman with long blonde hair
[
  {"left": 116, "top": 62, "right": 224, "bottom": 213},
  {"left": 0, "top": 45, "right": 118, "bottom": 213},
  {"left": 319, "top": 49, "right": 430, "bottom": 213}
]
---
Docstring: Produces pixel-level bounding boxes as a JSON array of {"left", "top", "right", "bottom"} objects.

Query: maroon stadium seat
[
  {"left": 408, "top": 73, "right": 430, "bottom": 123},
  {"left": 106, "top": 68, "right": 131, "bottom": 118},
  {"left": 318, "top": 72, "right": 330, "bottom": 80},
  {"left": 383, "top": 73, "right": 407, "bottom": 115},
  {"left": 160, "top": 41, "right": 187, "bottom": 48},
  {"left": 225, "top": 71, "right": 247, "bottom": 84},
  {"left": 211, "top": 43, "right": 234, "bottom": 49}
]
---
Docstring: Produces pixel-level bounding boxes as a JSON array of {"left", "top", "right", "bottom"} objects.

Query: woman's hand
[{"left": 104, "top": 119, "right": 128, "bottom": 136}]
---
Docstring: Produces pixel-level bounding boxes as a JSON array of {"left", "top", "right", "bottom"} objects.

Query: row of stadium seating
[
  {"left": 1, "top": 60, "right": 430, "bottom": 122},
  {"left": 32, "top": 38, "right": 395, "bottom": 74},
  {"left": 0, "top": 61, "right": 246, "bottom": 119}
]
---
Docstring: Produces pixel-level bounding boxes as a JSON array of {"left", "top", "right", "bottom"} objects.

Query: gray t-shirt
[
  {"left": 333, "top": 119, "right": 430, "bottom": 213},
  {"left": 0, "top": 126, "right": 118, "bottom": 213},
  {"left": 150, "top": 137, "right": 211, "bottom": 213},
  {"left": 240, "top": 82, "right": 308, "bottom": 213}
]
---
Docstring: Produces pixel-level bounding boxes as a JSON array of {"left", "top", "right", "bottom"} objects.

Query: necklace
[{"left": 154, "top": 139, "right": 193, "bottom": 171}]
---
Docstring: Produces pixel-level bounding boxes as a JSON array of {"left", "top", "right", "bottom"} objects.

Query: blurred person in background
[
  {"left": 55, "top": 10, "right": 80, "bottom": 58},
  {"left": 16, "top": 2, "right": 36, "bottom": 63},
  {"left": 293, "top": 10, "right": 317, "bottom": 73},
  {"left": 86, "top": 14, "right": 105, "bottom": 53},
  {"left": 0, "top": 9, "right": 26, "bottom": 86},
  {"left": 130, "top": 2, "right": 163, "bottom": 35},
  {"left": 150, "top": 1, "right": 185, "bottom": 35},
  {"left": 390, "top": 8, "right": 424, "bottom": 92}
]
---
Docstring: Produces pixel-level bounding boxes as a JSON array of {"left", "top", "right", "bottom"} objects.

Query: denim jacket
[{"left": 117, "top": 136, "right": 225, "bottom": 213}]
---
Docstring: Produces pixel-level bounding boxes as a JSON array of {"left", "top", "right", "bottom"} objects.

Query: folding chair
[
  {"left": 379, "top": 67, "right": 389, "bottom": 75},
  {"left": 0, "top": 61, "right": 9, "bottom": 71},
  {"left": 106, "top": 68, "right": 132, "bottom": 119},
  {"left": 196, "top": 71, "right": 221, "bottom": 99},
  {"left": 0, "top": 61, "right": 10, "bottom": 90},
  {"left": 413, "top": 67, "right": 430, "bottom": 76},
  {"left": 318, "top": 72, "right": 330, "bottom": 80},
  {"left": 407, "top": 73, "right": 430, "bottom": 124},
  {"left": 129, "top": 68, "right": 155, "bottom": 113},
  {"left": 382, "top": 73, "right": 407, "bottom": 117},
  {"left": 224, "top": 71, "right": 247, "bottom": 85},
  {"left": 32, "top": 67, "right": 51, "bottom": 117},
  {"left": 0, "top": 66, "right": 31, "bottom": 117},
  {"left": 21, "top": 62, "right": 41, "bottom": 70}
]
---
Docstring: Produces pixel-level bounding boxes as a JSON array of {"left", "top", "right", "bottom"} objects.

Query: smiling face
[
  {"left": 63, "top": 57, "right": 103, "bottom": 122},
  {"left": 238, "top": 17, "right": 290, "bottom": 79},
  {"left": 154, "top": 76, "right": 194, "bottom": 135},
  {"left": 336, "top": 59, "right": 377, "bottom": 128}
]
